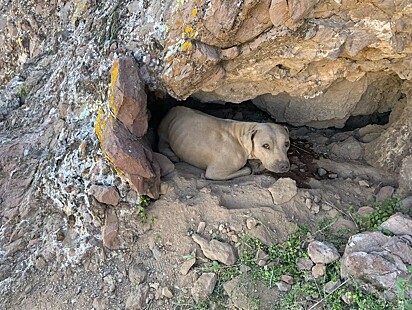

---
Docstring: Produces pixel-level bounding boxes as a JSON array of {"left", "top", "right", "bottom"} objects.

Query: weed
[
  {"left": 16, "top": 84, "right": 30, "bottom": 102},
  {"left": 134, "top": 195, "right": 151, "bottom": 222},
  {"left": 350, "top": 198, "right": 401, "bottom": 232}
]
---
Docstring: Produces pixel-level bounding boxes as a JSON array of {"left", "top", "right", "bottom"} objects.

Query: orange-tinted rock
[
  {"left": 109, "top": 57, "right": 148, "bottom": 137},
  {"left": 96, "top": 111, "right": 160, "bottom": 199}
]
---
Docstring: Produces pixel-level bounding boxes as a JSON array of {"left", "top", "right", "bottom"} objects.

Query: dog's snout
[{"left": 278, "top": 161, "right": 290, "bottom": 172}]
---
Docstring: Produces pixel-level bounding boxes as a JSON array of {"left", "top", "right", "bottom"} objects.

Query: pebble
[
  {"left": 275, "top": 281, "right": 291, "bottom": 292},
  {"left": 197, "top": 222, "right": 206, "bottom": 233},
  {"left": 328, "top": 173, "right": 338, "bottom": 179},
  {"left": 317, "top": 167, "right": 327, "bottom": 176},
  {"left": 246, "top": 218, "right": 258, "bottom": 230},
  {"left": 358, "top": 180, "right": 370, "bottom": 187},
  {"left": 191, "top": 273, "right": 217, "bottom": 302},
  {"left": 312, "top": 263, "right": 326, "bottom": 278},
  {"left": 161, "top": 287, "right": 173, "bottom": 298},
  {"left": 308, "top": 241, "right": 340, "bottom": 264},
  {"left": 281, "top": 275, "right": 294, "bottom": 285}
]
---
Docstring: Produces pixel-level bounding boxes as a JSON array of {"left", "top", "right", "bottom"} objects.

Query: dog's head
[{"left": 241, "top": 123, "right": 290, "bottom": 173}]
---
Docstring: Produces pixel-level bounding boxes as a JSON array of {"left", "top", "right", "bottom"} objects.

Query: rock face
[
  {"left": 341, "top": 218, "right": 412, "bottom": 299},
  {"left": 95, "top": 57, "right": 162, "bottom": 199}
]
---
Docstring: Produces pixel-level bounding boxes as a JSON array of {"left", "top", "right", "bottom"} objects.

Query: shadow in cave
[{"left": 147, "top": 92, "right": 391, "bottom": 189}]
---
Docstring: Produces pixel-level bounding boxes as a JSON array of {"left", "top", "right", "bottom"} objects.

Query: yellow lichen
[
  {"left": 181, "top": 41, "right": 193, "bottom": 52},
  {"left": 108, "top": 60, "right": 119, "bottom": 116},
  {"left": 192, "top": 8, "right": 197, "bottom": 17}
]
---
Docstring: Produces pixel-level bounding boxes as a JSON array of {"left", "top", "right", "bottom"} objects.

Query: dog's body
[{"left": 158, "top": 106, "right": 290, "bottom": 180}]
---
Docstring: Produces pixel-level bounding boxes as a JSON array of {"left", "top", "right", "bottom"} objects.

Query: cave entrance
[{"left": 147, "top": 93, "right": 391, "bottom": 189}]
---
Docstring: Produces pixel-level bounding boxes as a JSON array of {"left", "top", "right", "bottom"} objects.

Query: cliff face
[{"left": 0, "top": 1, "right": 411, "bottom": 193}]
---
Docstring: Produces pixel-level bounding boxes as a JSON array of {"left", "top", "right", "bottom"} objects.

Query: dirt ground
[{"left": 0, "top": 101, "right": 400, "bottom": 310}]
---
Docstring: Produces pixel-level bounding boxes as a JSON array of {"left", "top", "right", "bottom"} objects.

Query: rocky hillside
[{"left": 0, "top": 0, "right": 411, "bottom": 309}]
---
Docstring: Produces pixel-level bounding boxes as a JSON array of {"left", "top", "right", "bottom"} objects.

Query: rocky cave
[{"left": 1, "top": 1, "right": 412, "bottom": 309}]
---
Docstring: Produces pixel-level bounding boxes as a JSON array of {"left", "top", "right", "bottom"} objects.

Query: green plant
[
  {"left": 350, "top": 198, "right": 401, "bottom": 232},
  {"left": 135, "top": 195, "right": 151, "bottom": 222},
  {"left": 396, "top": 267, "right": 412, "bottom": 310},
  {"left": 16, "top": 84, "right": 30, "bottom": 102}
]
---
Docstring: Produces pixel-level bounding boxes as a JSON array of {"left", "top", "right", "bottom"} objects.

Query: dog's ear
[{"left": 240, "top": 128, "right": 257, "bottom": 156}]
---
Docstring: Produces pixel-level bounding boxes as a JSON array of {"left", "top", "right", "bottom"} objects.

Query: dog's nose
[{"left": 279, "top": 161, "right": 290, "bottom": 172}]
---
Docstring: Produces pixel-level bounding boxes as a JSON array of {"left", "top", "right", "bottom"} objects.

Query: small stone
[
  {"left": 231, "top": 235, "right": 239, "bottom": 243},
  {"left": 257, "top": 259, "right": 266, "bottom": 267},
  {"left": 255, "top": 249, "right": 268, "bottom": 260},
  {"left": 317, "top": 167, "right": 327, "bottom": 176},
  {"left": 92, "top": 296, "right": 107, "bottom": 310},
  {"left": 246, "top": 218, "right": 258, "bottom": 230},
  {"left": 275, "top": 281, "right": 291, "bottom": 292},
  {"left": 102, "top": 208, "right": 120, "bottom": 249},
  {"left": 129, "top": 263, "right": 147, "bottom": 284},
  {"left": 281, "top": 275, "right": 294, "bottom": 285},
  {"left": 197, "top": 222, "right": 206, "bottom": 233},
  {"left": 357, "top": 206, "right": 375, "bottom": 218},
  {"left": 328, "top": 173, "right": 338, "bottom": 179},
  {"left": 324, "top": 280, "right": 341, "bottom": 294},
  {"left": 268, "top": 178, "right": 298, "bottom": 204},
  {"left": 180, "top": 255, "right": 196, "bottom": 275},
  {"left": 89, "top": 185, "right": 120, "bottom": 206},
  {"left": 297, "top": 257, "right": 314, "bottom": 271},
  {"left": 312, "top": 264, "right": 326, "bottom": 278},
  {"left": 191, "top": 273, "right": 217, "bottom": 302},
  {"left": 161, "top": 287, "right": 173, "bottom": 298},
  {"left": 305, "top": 198, "right": 312, "bottom": 209},
  {"left": 380, "top": 213, "right": 412, "bottom": 236},
  {"left": 375, "top": 186, "right": 394, "bottom": 202},
  {"left": 192, "top": 234, "right": 237, "bottom": 265},
  {"left": 308, "top": 241, "right": 340, "bottom": 264},
  {"left": 218, "top": 224, "right": 225, "bottom": 231},
  {"left": 358, "top": 180, "right": 369, "bottom": 187},
  {"left": 321, "top": 203, "right": 332, "bottom": 211},
  {"left": 401, "top": 196, "right": 412, "bottom": 209},
  {"left": 35, "top": 256, "right": 47, "bottom": 269}
]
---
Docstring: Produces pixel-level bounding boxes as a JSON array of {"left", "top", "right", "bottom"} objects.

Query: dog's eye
[
  {"left": 285, "top": 141, "right": 290, "bottom": 148},
  {"left": 262, "top": 144, "right": 270, "bottom": 150}
]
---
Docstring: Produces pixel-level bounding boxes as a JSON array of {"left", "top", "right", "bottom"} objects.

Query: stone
[
  {"left": 180, "top": 255, "right": 196, "bottom": 275},
  {"left": 297, "top": 257, "right": 314, "bottom": 271},
  {"left": 161, "top": 287, "right": 173, "bottom": 298},
  {"left": 95, "top": 113, "right": 160, "bottom": 199},
  {"left": 307, "top": 241, "right": 340, "bottom": 264},
  {"left": 129, "top": 263, "right": 147, "bottom": 284},
  {"left": 275, "top": 281, "right": 291, "bottom": 292},
  {"left": 341, "top": 231, "right": 412, "bottom": 299},
  {"left": 125, "top": 284, "right": 149, "bottom": 310},
  {"left": 380, "top": 213, "right": 412, "bottom": 236},
  {"left": 109, "top": 57, "right": 148, "bottom": 137},
  {"left": 358, "top": 180, "right": 369, "bottom": 187},
  {"left": 324, "top": 280, "right": 341, "bottom": 294},
  {"left": 330, "top": 137, "right": 364, "bottom": 161},
  {"left": 5, "top": 238, "right": 27, "bottom": 256},
  {"left": 102, "top": 207, "right": 120, "bottom": 249},
  {"left": 197, "top": 222, "right": 206, "bottom": 233},
  {"left": 192, "top": 234, "right": 237, "bottom": 265},
  {"left": 375, "top": 186, "right": 395, "bottom": 202},
  {"left": 312, "top": 263, "right": 326, "bottom": 279},
  {"left": 246, "top": 218, "right": 258, "bottom": 230},
  {"left": 317, "top": 167, "right": 327, "bottom": 176},
  {"left": 268, "top": 178, "right": 298, "bottom": 204},
  {"left": 191, "top": 273, "right": 217, "bottom": 303},
  {"left": 401, "top": 196, "right": 412, "bottom": 209},
  {"left": 281, "top": 274, "right": 294, "bottom": 285},
  {"left": 89, "top": 185, "right": 120, "bottom": 206},
  {"left": 248, "top": 223, "right": 278, "bottom": 247},
  {"left": 357, "top": 206, "right": 375, "bottom": 218}
]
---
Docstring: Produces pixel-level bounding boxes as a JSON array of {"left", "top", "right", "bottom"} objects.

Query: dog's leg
[
  {"left": 158, "top": 137, "right": 180, "bottom": 162},
  {"left": 205, "top": 165, "right": 252, "bottom": 180}
]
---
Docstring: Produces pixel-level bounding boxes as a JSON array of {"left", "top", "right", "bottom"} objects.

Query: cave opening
[{"left": 146, "top": 92, "right": 393, "bottom": 189}]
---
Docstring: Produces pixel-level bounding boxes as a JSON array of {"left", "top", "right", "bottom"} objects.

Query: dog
[{"left": 158, "top": 106, "right": 290, "bottom": 180}]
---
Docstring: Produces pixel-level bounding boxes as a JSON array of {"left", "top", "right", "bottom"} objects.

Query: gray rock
[
  {"left": 357, "top": 206, "right": 375, "bottom": 218},
  {"left": 268, "top": 178, "right": 297, "bottom": 204},
  {"left": 341, "top": 231, "right": 412, "bottom": 300},
  {"left": 192, "top": 234, "right": 237, "bottom": 265},
  {"left": 191, "top": 273, "right": 217, "bottom": 302},
  {"left": 317, "top": 167, "right": 327, "bottom": 176},
  {"left": 375, "top": 186, "right": 394, "bottom": 202},
  {"left": 297, "top": 257, "right": 314, "bottom": 271},
  {"left": 180, "top": 254, "right": 196, "bottom": 275},
  {"left": 125, "top": 284, "right": 149, "bottom": 310},
  {"left": 307, "top": 241, "right": 340, "bottom": 264},
  {"left": 380, "top": 213, "right": 412, "bottom": 236},
  {"left": 246, "top": 217, "right": 258, "bottom": 230},
  {"left": 275, "top": 281, "right": 291, "bottom": 292},
  {"left": 330, "top": 137, "right": 364, "bottom": 160},
  {"left": 161, "top": 287, "right": 173, "bottom": 298},
  {"left": 324, "top": 280, "right": 341, "bottom": 294},
  {"left": 401, "top": 196, "right": 412, "bottom": 209},
  {"left": 129, "top": 263, "right": 147, "bottom": 284}
]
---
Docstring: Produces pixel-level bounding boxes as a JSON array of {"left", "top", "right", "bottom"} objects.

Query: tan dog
[{"left": 158, "top": 106, "right": 290, "bottom": 180}]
